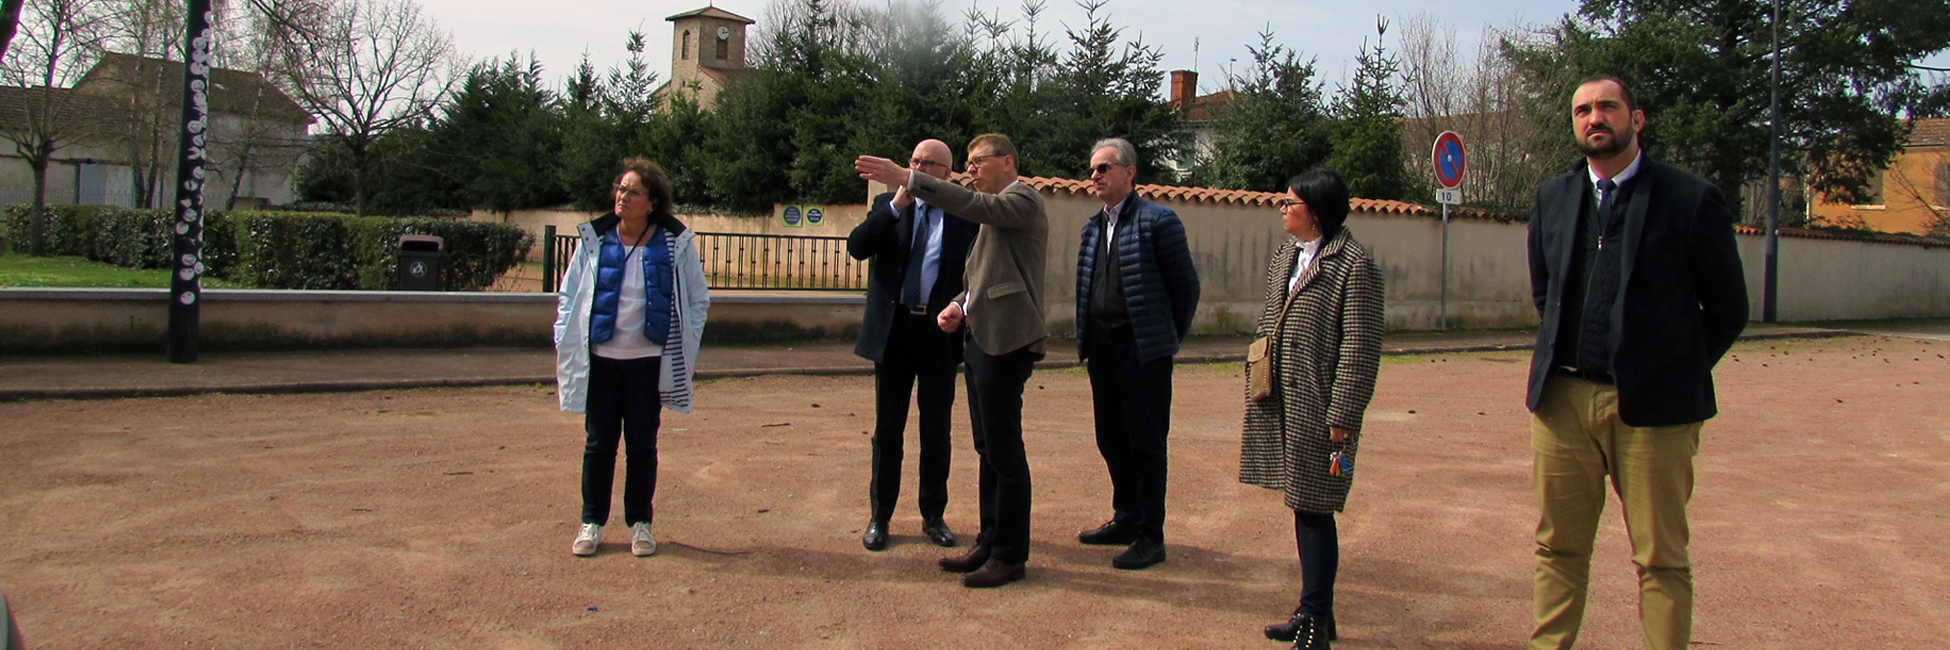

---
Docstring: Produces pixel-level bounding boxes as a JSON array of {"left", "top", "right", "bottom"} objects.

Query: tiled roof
[
  {"left": 1909, "top": 117, "right": 1950, "bottom": 147},
  {"left": 944, "top": 172, "right": 1439, "bottom": 216},
  {"left": 665, "top": 6, "right": 755, "bottom": 24},
  {"left": 73, "top": 53, "right": 312, "bottom": 124},
  {"left": 1734, "top": 224, "right": 1950, "bottom": 249},
  {"left": 1183, "top": 90, "right": 1235, "bottom": 123},
  {"left": 0, "top": 86, "right": 121, "bottom": 136}
]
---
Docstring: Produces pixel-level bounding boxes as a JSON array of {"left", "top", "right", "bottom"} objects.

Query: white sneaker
[
  {"left": 630, "top": 522, "right": 658, "bottom": 557},
  {"left": 572, "top": 523, "right": 601, "bottom": 556}
]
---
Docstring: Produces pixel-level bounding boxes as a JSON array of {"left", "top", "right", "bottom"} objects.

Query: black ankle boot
[
  {"left": 1289, "top": 614, "right": 1331, "bottom": 650},
  {"left": 1265, "top": 608, "right": 1337, "bottom": 643}
]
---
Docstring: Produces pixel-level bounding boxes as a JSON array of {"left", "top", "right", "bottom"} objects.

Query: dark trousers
[
  {"left": 868, "top": 310, "right": 958, "bottom": 522},
  {"left": 581, "top": 355, "right": 663, "bottom": 526},
  {"left": 964, "top": 336, "right": 1039, "bottom": 564},
  {"left": 1294, "top": 510, "right": 1339, "bottom": 620},
  {"left": 1085, "top": 328, "right": 1173, "bottom": 543}
]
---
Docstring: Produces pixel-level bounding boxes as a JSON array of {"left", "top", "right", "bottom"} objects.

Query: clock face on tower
[{"left": 717, "top": 26, "right": 730, "bottom": 40}]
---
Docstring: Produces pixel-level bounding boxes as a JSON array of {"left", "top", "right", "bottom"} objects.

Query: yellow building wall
[{"left": 1810, "top": 143, "right": 1947, "bottom": 235}]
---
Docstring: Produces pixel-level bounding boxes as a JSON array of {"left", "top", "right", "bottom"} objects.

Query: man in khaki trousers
[{"left": 1522, "top": 75, "right": 1749, "bottom": 650}]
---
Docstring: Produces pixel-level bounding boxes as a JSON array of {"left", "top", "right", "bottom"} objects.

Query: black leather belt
[
  {"left": 902, "top": 304, "right": 929, "bottom": 316},
  {"left": 1556, "top": 366, "right": 1614, "bottom": 385}
]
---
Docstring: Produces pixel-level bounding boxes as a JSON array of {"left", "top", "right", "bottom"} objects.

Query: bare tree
[
  {"left": 0, "top": 0, "right": 26, "bottom": 63},
  {"left": 84, "top": 0, "right": 186, "bottom": 208},
  {"left": 1394, "top": 14, "right": 1566, "bottom": 214},
  {"left": 271, "top": 0, "right": 456, "bottom": 215},
  {"left": 0, "top": 0, "right": 112, "bottom": 254},
  {"left": 208, "top": 5, "right": 308, "bottom": 209}
]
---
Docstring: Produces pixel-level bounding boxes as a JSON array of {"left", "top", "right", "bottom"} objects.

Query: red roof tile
[
  {"left": 1734, "top": 224, "right": 1950, "bottom": 249},
  {"left": 942, "top": 172, "right": 1466, "bottom": 218},
  {"left": 1909, "top": 117, "right": 1950, "bottom": 147}
]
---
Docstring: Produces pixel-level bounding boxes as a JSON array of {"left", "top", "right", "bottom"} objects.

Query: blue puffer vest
[{"left": 589, "top": 225, "right": 673, "bottom": 347}]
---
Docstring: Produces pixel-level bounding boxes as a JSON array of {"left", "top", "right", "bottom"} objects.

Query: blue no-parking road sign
[{"left": 1433, "top": 131, "right": 1466, "bottom": 189}]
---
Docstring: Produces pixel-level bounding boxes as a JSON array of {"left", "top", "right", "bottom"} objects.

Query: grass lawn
[{"left": 0, "top": 253, "right": 249, "bottom": 288}]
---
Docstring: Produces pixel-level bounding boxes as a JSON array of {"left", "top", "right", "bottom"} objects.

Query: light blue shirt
[{"left": 912, "top": 197, "right": 944, "bottom": 304}]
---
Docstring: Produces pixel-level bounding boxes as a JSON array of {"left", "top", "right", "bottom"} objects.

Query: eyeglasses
[
  {"left": 966, "top": 153, "right": 1004, "bottom": 167},
  {"left": 1088, "top": 163, "right": 1124, "bottom": 176},
  {"left": 910, "top": 158, "right": 948, "bottom": 171},
  {"left": 1275, "top": 198, "right": 1304, "bottom": 209}
]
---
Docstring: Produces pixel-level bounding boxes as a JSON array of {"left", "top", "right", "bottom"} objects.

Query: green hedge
[
  {"left": 6, "top": 204, "right": 104, "bottom": 256},
  {"left": 8, "top": 205, "right": 530, "bottom": 291},
  {"left": 225, "top": 212, "right": 531, "bottom": 291}
]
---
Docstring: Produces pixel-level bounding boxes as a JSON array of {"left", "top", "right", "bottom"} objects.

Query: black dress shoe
[
  {"left": 1265, "top": 610, "right": 1336, "bottom": 643},
  {"left": 922, "top": 518, "right": 957, "bottom": 547},
  {"left": 862, "top": 520, "right": 888, "bottom": 551},
  {"left": 1111, "top": 537, "right": 1166, "bottom": 570},
  {"left": 938, "top": 544, "right": 990, "bottom": 573},
  {"left": 961, "top": 559, "right": 1025, "bottom": 588},
  {"left": 1077, "top": 520, "right": 1139, "bottom": 546}
]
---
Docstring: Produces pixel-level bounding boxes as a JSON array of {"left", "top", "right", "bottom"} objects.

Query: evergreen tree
[
  {"left": 429, "top": 54, "right": 568, "bottom": 213},
  {"left": 1504, "top": 0, "right": 1950, "bottom": 215},
  {"left": 1327, "top": 19, "right": 1410, "bottom": 202},
  {"left": 1192, "top": 29, "right": 1333, "bottom": 192}
]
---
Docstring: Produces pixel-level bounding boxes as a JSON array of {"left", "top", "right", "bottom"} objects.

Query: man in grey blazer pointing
[{"left": 856, "top": 133, "right": 1049, "bottom": 589}]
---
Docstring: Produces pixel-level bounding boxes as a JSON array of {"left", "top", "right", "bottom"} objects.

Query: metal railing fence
[{"left": 541, "top": 227, "right": 867, "bottom": 293}]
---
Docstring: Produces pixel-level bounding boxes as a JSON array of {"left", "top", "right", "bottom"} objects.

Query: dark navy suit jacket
[
  {"left": 847, "top": 191, "right": 979, "bottom": 364},
  {"left": 1526, "top": 156, "right": 1750, "bottom": 427}
]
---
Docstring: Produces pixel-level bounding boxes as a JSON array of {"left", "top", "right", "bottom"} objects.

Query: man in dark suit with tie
[
  {"left": 856, "top": 133, "right": 1049, "bottom": 588},
  {"left": 1524, "top": 75, "right": 1749, "bottom": 650},
  {"left": 1072, "top": 137, "right": 1199, "bottom": 571},
  {"left": 847, "top": 138, "right": 979, "bottom": 552}
]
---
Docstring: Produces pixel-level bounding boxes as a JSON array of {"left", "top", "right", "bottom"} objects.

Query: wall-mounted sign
[
  {"left": 782, "top": 205, "right": 803, "bottom": 227},
  {"left": 806, "top": 207, "right": 824, "bottom": 225}
]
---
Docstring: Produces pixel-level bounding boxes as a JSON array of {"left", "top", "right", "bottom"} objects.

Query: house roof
[
  {"left": 73, "top": 53, "right": 312, "bottom": 124},
  {"left": 665, "top": 6, "right": 756, "bottom": 24},
  {"left": 0, "top": 85, "right": 121, "bottom": 138},
  {"left": 1182, "top": 90, "right": 1235, "bottom": 123},
  {"left": 1909, "top": 117, "right": 1950, "bottom": 147}
]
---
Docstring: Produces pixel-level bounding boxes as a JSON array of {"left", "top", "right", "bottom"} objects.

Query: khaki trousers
[{"left": 1528, "top": 375, "right": 1701, "bottom": 650}]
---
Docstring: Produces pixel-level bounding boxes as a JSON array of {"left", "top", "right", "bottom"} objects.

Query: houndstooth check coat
[{"left": 1239, "top": 227, "right": 1385, "bottom": 514}]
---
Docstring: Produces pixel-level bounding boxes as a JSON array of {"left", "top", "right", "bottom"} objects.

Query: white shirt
[
  {"left": 592, "top": 243, "right": 663, "bottom": 360},
  {"left": 1103, "top": 198, "right": 1127, "bottom": 243},
  {"left": 1587, "top": 151, "right": 1644, "bottom": 208},
  {"left": 1287, "top": 237, "right": 1323, "bottom": 294}
]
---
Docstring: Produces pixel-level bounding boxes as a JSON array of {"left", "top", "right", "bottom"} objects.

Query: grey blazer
[{"left": 908, "top": 173, "right": 1049, "bottom": 357}]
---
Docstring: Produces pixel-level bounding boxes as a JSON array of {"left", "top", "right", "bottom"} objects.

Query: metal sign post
[
  {"left": 166, "top": 0, "right": 213, "bottom": 364},
  {"left": 1432, "top": 131, "right": 1467, "bottom": 331}
]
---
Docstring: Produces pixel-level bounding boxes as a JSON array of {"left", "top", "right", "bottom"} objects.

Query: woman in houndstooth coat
[{"left": 1239, "top": 168, "right": 1384, "bottom": 650}]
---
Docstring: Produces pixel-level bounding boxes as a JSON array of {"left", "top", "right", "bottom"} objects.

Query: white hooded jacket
[{"left": 554, "top": 218, "right": 710, "bottom": 413}]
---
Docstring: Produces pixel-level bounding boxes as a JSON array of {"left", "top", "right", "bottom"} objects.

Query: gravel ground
[{"left": 1, "top": 335, "right": 1945, "bottom": 649}]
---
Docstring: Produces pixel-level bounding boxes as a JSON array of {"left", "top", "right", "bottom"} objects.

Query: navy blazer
[
  {"left": 1526, "top": 156, "right": 1750, "bottom": 427},
  {"left": 847, "top": 191, "right": 980, "bottom": 363}
]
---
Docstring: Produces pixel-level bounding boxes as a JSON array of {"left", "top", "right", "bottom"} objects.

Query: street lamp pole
[
  {"left": 1764, "top": 0, "right": 1782, "bottom": 323},
  {"left": 166, "top": 0, "right": 213, "bottom": 363}
]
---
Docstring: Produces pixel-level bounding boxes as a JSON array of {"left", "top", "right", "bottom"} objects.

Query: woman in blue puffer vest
[{"left": 554, "top": 157, "right": 710, "bottom": 558}]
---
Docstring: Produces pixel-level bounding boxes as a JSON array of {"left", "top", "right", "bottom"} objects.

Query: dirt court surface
[{"left": 2, "top": 336, "right": 1946, "bottom": 649}]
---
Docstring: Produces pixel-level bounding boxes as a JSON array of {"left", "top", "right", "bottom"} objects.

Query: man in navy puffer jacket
[{"left": 1071, "top": 137, "right": 1200, "bottom": 570}]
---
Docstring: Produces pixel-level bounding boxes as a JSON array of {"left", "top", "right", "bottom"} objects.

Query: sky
[
  {"left": 415, "top": 0, "right": 1588, "bottom": 95},
  {"left": 415, "top": 0, "right": 1950, "bottom": 99}
]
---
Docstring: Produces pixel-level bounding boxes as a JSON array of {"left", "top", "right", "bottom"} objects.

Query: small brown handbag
[
  {"left": 1246, "top": 336, "right": 1276, "bottom": 401},
  {"left": 1246, "top": 290, "right": 1299, "bottom": 402}
]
